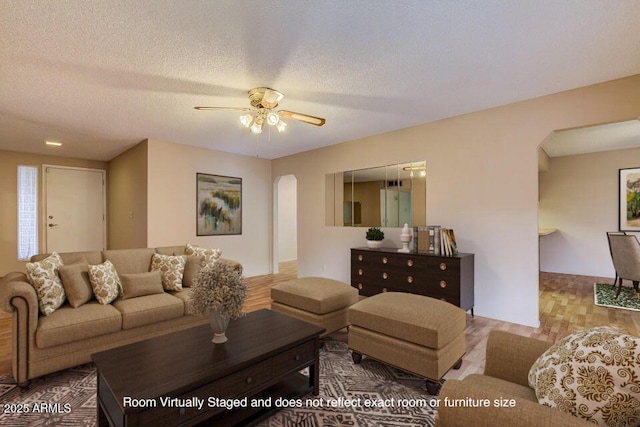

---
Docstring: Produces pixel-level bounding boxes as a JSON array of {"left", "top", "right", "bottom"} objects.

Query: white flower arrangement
[{"left": 188, "top": 261, "right": 247, "bottom": 320}]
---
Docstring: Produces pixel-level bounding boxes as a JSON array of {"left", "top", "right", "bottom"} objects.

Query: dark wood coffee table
[{"left": 92, "top": 309, "right": 324, "bottom": 427}]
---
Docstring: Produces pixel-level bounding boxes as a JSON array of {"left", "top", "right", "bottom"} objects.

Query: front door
[{"left": 45, "top": 166, "right": 106, "bottom": 253}]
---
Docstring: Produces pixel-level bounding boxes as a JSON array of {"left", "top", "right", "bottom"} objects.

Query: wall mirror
[{"left": 325, "top": 161, "right": 426, "bottom": 227}]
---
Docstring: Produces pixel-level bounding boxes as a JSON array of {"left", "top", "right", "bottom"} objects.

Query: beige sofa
[
  {"left": 0, "top": 245, "right": 241, "bottom": 386},
  {"left": 435, "top": 330, "right": 590, "bottom": 427}
]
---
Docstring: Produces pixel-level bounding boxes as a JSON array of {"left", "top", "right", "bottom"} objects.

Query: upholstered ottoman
[
  {"left": 271, "top": 277, "right": 359, "bottom": 337},
  {"left": 348, "top": 292, "right": 466, "bottom": 394}
]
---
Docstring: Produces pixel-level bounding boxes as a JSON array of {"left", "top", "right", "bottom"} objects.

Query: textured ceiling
[{"left": 1, "top": 1, "right": 640, "bottom": 161}]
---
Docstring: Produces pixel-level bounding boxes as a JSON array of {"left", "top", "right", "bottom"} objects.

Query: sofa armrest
[
  {"left": 436, "top": 378, "right": 590, "bottom": 427},
  {"left": 483, "top": 330, "right": 552, "bottom": 387},
  {"left": 217, "top": 258, "right": 243, "bottom": 275},
  {"left": 0, "top": 273, "right": 38, "bottom": 317}
]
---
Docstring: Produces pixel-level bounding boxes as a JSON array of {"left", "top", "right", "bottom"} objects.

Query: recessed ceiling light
[{"left": 45, "top": 141, "right": 62, "bottom": 146}]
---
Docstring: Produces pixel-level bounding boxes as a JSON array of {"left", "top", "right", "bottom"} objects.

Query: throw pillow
[
  {"left": 88, "top": 260, "right": 121, "bottom": 305},
  {"left": 151, "top": 253, "right": 186, "bottom": 291},
  {"left": 58, "top": 259, "right": 93, "bottom": 308},
  {"left": 119, "top": 271, "right": 164, "bottom": 300},
  {"left": 528, "top": 326, "right": 640, "bottom": 427},
  {"left": 182, "top": 256, "right": 205, "bottom": 287},
  {"left": 185, "top": 244, "right": 221, "bottom": 266},
  {"left": 25, "top": 252, "right": 66, "bottom": 316}
]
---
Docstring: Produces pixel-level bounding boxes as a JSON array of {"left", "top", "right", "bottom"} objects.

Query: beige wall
[
  {"left": 539, "top": 147, "right": 640, "bottom": 277},
  {"left": 272, "top": 74, "right": 640, "bottom": 327},
  {"left": 0, "top": 150, "right": 107, "bottom": 275},
  {"left": 146, "top": 139, "right": 272, "bottom": 277},
  {"left": 108, "top": 140, "right": 148, "bottom": 249}
]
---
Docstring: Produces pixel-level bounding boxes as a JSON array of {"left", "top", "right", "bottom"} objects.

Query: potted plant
[
  {"left": 365, "top": 227, "right": 384, "bottom": 249},
  {"left": 189, "top": 262, "right": 247, "bottom": 344}
]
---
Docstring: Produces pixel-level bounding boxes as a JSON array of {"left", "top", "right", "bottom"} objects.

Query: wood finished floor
[{"left": 1, "top": 266, "right": 639, "bottom": 382}]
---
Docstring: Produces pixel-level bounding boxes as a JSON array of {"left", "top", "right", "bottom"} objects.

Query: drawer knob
[
  {"left": 246, "top": 377, "right": 253, "bottom": 384},
  {"left": 439, "top": 262, "right": 447, "bottom": 271},
  {"left": 358, "top": 283, "right": 363, "bottom": 290},
  {"left": 382, "top": 272, "right": 388, "bottom": 280},
  {"left": 407, "top": 259, "right": 413, "bottom": 267},
  {"left": 440, "top": 280, "right": 447, "bottom": 288},
  {"left": 295, "top": 354, "right": 301, "bottom": 361},
  {"left": 358, "top": 268, "right": 363, "bottom": 276},
  {"left": 179, "top": 408, "right": 186, "bottom": 416},
  {"left": 358, "top": 254, "right": 363, "bottom": 261},
  {"left": 382, "top": 257, "right": 388, "bottom": 264},
  {"left": 407, "top": 276, "right": 413, "bottom": 284},
  {"left": 383, "top": 287, "right": 388, "bottom": 292}
]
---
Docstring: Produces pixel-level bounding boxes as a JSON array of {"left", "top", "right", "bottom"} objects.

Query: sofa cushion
[
  {"left": 119, "top": 271, "right": 164, "bottom": 300},
  {"left": 463, "top": 374, "right": 538, "bottom": 403},
  {"left": 348, "top": 292, "right": 466, "bottom": 349},
  {"left": 170, "top": 289, "right": 192, "bottom": 313},
  {"left": 183, "top": 256, "right": 205, "bottom": 287},
  {"left": 26, "top": 252, "right": 66, "bottom": 316},
  {"left": 271, "top": 277, "right": 358, "bottom": 314},
  {"left": 88, "top": 260, "right": 121, "bottom": 305},
  {"left": 58, "top": 259, "right": 93, "bottom": 308},
  {"left": 528, "top": 326, "right": 640, "bottom": 427},
  {"left": 185, "top": 244, "right": 221, "bottom": 266},
  {"left": 151, "top": 254, "right": 186, "bottom": 291},
  {"left": 103, "top": 248, "right": 156, "bottom": 274},
  {"left": 112, "top": 293, "right": 184, "bottom": 329},
  {"left": 36, "top": 301, "right": 122, "bottom": 348}
]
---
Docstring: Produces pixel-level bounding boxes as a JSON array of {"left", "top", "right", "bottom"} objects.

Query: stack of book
[{"left": 414, "top": 226, "right": 458, "bottom": 256}]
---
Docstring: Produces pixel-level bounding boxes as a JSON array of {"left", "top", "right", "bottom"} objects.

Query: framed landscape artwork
[
  {"left": 619, "top": 167, "right": 640, "bottom": 231},
  {"left": 196, "top": 173, "right": 242, "bottom": 235}
]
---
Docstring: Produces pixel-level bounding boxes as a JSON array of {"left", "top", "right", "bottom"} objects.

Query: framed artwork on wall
[
  {"left": 196, "top": 173, "right": 242, "bottom": 235},
  {"left": 619, "top": 167, "right": 640, "bottom": 231}
]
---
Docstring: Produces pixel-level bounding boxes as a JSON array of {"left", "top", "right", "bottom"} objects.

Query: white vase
[
  {"left": 366, "top": 240, "right": 383, "bottom": 249},
  {"left": 209, "top": 311, "right": 229, "bottom": 344}
]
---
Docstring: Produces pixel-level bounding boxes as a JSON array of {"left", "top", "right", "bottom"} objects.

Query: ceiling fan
[{"left": 195, "top": 87, "right": 326, "bottom": 134}]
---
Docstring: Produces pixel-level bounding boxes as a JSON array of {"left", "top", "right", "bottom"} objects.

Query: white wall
[
  {"left": 276, "top": 175, "right": 297, "bottom": 262},
  {"left": 272, "top": 75, "right": 640, "bottom": 328},
  {"left": 146, "top": 139, "right": 272, "bottom": 277},
  {"left": 539, "top": 147, "right": 640, "bottom": 277}
]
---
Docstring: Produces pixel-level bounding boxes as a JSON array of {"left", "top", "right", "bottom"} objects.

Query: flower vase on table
[
  {"left": 188, "top": 260, "right": 247, "bottom": 344},
  {"left": 209, "top": 311, "right": 230, "bottom": 344}
]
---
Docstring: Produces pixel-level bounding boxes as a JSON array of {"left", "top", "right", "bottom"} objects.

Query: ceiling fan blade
[
  {"left": 194, "top": 106, "right": 252, "bottom": 112},
  {"left": 278, "top": 110, "right": 326, "bottom": 126}
]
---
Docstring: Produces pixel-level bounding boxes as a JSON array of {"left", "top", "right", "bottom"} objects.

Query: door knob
[{"left": 48, "top": 224, "right": 58, "bottom": 227}]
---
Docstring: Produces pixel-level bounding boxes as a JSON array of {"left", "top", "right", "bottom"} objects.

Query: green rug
[{"left": 594, "top": 283, "right": 640, "bottom": 312}]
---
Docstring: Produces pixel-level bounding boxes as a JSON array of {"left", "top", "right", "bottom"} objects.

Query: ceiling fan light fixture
[
  {"left": 250, "top": 120, "right": 264, "bottom": 134},
  {"left": 266, "top": 111, "right": 280, "bottom": 126},
  {"left": 240, "top": 114, "right": 253, "bottom": 127},
  {"left": 276, "top": 120, "right": 287, "bottom": 132}
]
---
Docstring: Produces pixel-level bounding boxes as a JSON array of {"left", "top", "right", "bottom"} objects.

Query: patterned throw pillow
[
  {"left": 151, "top": 253, "right": 186, "bottom": 291},
  {"left": 185, "top": 244, "right": 221, "bottom": 267},
  {"left": 528, "top": 326, "right": 640, "bottom": 427},
  {"left": 25, "top": 252, "right": 66, "bottom": 316},
  {"left": 88, "top": 260, "right": 121, "bottom": 305}
]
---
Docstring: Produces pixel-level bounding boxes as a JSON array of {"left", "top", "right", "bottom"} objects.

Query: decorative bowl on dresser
[{"left": 350, "top": 247, "right": 474, "bottom": 315}]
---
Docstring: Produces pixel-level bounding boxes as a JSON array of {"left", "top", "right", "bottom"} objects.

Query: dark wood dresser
[{"left": 351, "top": 247, "right": 475, "bottom": 314}]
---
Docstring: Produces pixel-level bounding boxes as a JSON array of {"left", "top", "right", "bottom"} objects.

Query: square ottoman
[
  {"left": 271, "top": 277, "right": 359, "bottom": 337},
  {"left": 348, "top": 292, "right": 466, "bottom": 394}
]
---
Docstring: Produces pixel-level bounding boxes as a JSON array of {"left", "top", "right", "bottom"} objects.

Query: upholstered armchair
[{"left": 607, "top": 232, "right": 640, "bottom": 297}]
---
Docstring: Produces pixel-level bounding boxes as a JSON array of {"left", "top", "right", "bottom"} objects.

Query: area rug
[
  {"left": 594, "top": 283, "right": 640, "bottom": 312},
  {"left": 0, "top": 340, "right": 438, "bottom": 426}
]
